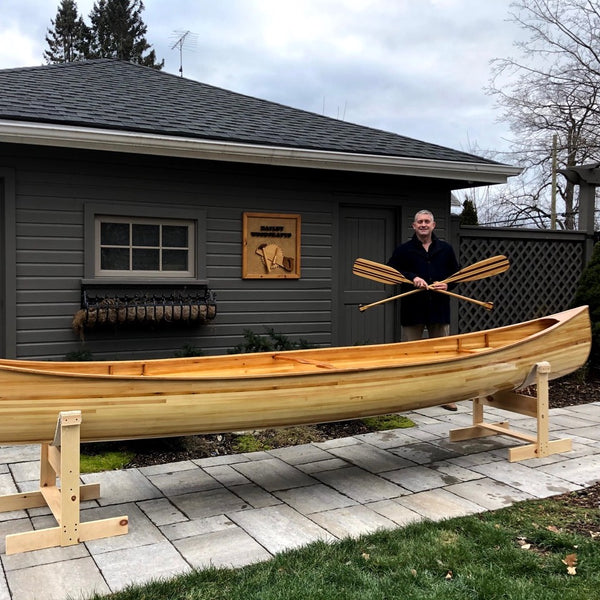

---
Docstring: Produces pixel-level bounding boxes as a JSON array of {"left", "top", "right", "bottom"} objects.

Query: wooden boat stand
[
  {"left": 0, "top": 411, "right": 128, "bottom": 555},
  {"left": 449, "top": 361, "right": 572, "bottom": 462}
]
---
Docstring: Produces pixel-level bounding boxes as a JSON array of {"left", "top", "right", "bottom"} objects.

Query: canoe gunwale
[{"left": 0, "top": 308, "right": 586, "bottom": 383}]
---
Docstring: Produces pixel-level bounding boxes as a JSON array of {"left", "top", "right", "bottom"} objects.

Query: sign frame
[{"left": 242, "top": 212, "right": 301, "bottom": 279}]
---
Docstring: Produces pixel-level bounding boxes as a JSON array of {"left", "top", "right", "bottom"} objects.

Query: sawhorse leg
[
  {"left": 0, "top": 411, "right": 128, "bottom": 554},
  {"left": 449, "top": 361, "right": 572, "bottom": 462}
]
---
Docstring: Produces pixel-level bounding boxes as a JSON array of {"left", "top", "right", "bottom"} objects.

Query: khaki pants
[{"left": 402, "top": 323, "right": 449, "bottom": 342}]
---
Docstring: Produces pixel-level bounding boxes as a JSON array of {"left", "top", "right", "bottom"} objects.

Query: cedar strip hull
[{"left": 0, "top": 306, "right": 590, "bottom": 444}]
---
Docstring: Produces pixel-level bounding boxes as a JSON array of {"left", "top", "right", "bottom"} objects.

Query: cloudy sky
[{"left": 1, "top": 0, "right": 524, "bottom": 157}]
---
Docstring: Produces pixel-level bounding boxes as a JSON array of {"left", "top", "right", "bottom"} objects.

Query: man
[{"left": 387, "top": 209, "right": 459, "bottom": 410}]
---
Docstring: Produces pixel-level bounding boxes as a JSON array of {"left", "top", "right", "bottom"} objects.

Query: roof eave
[{"left": 0, "top": 120, "right": 522, "bottom": 184}]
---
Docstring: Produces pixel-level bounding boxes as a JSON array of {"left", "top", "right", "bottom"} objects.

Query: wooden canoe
[{"left": 0, "top": 306, "right": 591, "bottom": 445}]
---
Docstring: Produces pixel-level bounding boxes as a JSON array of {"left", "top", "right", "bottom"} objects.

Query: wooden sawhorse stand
[
  {"left": 449, "top": 361, "right": 572, "bottom": 462},
  {"left": 0, "top": 411, "right": 128, "bottom": 554}
]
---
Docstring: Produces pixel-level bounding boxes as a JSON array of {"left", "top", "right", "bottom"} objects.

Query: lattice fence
[{"left": 456, "top": 228, "right": 587, "bottom": 333}]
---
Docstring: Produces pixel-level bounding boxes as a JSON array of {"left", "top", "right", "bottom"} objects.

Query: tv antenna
[{"left": 170, "top": 30, "right": 198, "bottom": 77}]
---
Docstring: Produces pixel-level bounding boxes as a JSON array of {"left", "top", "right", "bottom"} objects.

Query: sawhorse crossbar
[
  {"left": 0, "top": 411, "right": 128, "bottom": 554},
  {"left": 449, "top": 361, "right": 572, "bottom": 462}
]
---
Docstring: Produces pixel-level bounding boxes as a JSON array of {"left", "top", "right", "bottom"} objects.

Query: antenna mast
[{"left": 170, "top": 30, "right": 197, "bottom": 77}]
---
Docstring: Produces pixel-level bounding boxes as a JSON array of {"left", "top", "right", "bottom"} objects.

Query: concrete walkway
[{"left": 0, "top": 401, "right": 599, "bottom": 600}]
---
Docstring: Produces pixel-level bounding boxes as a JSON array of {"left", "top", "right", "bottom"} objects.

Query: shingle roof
[{"left": 0, "top": 59, "right": 499, "bottom": 165}]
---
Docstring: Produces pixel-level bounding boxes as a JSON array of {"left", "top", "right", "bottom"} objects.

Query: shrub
[
  {"left": 228, "top": 328, "right": 312, "bottom": 353},
  {"left": 174, "top": 344, "right": 204, "bottom": 357}
]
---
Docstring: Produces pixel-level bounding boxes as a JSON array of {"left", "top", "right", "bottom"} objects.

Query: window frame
[
  {"left": 95, "top": 216, "right": 195, "bottom": 277},
  {"left": 84, "top": 202, "right": 207, "bottom": 282}
]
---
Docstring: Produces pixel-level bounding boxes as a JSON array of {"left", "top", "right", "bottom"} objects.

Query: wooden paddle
[
  {"left": 353, "top": 255, "right": 509, "bottom": 287},
  {"left": 354, "top": 255, "right": 508, "bottom": 312}
]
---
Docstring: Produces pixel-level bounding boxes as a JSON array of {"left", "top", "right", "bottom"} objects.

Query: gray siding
[{"left": 1, "top": 144, "right": 453, "bottom": 360}]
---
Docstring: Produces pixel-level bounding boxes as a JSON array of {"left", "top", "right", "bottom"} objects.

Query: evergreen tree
[
  {"left": 460, "top": 199, "right": 479, "bottom": 226},
  {"left": 88, "top": 0, "right": 163, "bottom": 68},
  {"left": 44, "top": 0, "right": 91, "bottom": 63},
  {"left": 572, "top": 242, "right": 600, "bottom": 368}
]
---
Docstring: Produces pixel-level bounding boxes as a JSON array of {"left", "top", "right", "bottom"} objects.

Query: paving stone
[
  {"left": 565, "top": 425, "right": 600, "bottom": 442},
  {"left": 5, "top": 557, "right": 109, "bottom": 600},
  {"left": 0, "top": 572, "right": 9, "bottom": 600},
  {"left": 203, "top": 464, "right": 251, "bottom": 487},
  {"left": 194, "top": 453, "right": 251, "bottom": 467},
  {"left": 230, "top": 483, "right": 281, "bottom": 509},
  {"left": 137, "top": 498, "right": 188, "bottom": 526},
  {"left": 445, "top": 477, "right": 535, "bottom": 510},
  {"left": 446, "top": 451, "right": 504, "bottom": 468},
  {"left": 536, "top": 455, "right": 600, "bottom": 487},
  {"left": 174, "top": 526, "right": 272, "bottom": 569},
  {"left": 232, "top": 457, "right": 316, "bottom": 491},
  {"left": 470, "top": 461, "right": 580, "bottom": 498},
  {"left": 389, "top": 442, "right": 458, "bottom": 465},
  {"left": 94, "top": 540, "right": 191, "bottom": 591},
  {"left": 268, "top": 444, "right": 334, "bottom": 465},
  {"left": 397, "top": 488, "right": 486, "bottom": 520},
  {"left": 0, "top": 446, "right": 39, "bottom": 465},
  {"left": 314, "top": 436, "right": 362, "bottom": 449},
  {"left": 147, "top": 466, "right": 222, "bottom": 496},
  {"left": 428, "top": 461, "right": 486, "bottom": 483},
  {"left": 169, "top": 487, "right": 249, "bottom": 519},
  {"left": 404, "top": 414, "right": 440, "bottom": 427},
  {"left": 0, "top": 519, "right": 38, "bottom": 555},
  {"left": 160, "top": 514, "right": 235, "bottom": 541},
  {"left": 367, "top": 499, "right": 423, "bottom": 526},
  {"left": 82, "top": 503, "right": 164, "bottom": 554},
  {"left": 81, "top": 469, "right": 162, "bottom": 504},
  {"left": 314, "top": 466, "right": 408, "bottom": 503},
  {"left": 2, "top": 538, "right": 88, "bottom": 572},
  {"left": 229, "top": 504, "right": 335, "bottom": 554},
  {"left": 327, "top": 443, "right": 414, "bottom": 472},
  {"left": 138, "top": 460, "right": 198, "bottom": 476},
  {"left": 549, "top": 414, "right": 594, "bottom": 429},
  {"left": 309, "top": 504, "right": 397, "bottom": 538},
  {"left": 8, "top": 462, "right": 38, "bottom": 484},
  {"left": 274, "top": 483, "right": 357, "bottom": 514},
  {"left": 297, "top": 458, "right": 349, "bottom": 474},
  {"left": 355, "top": 429, "right": 416, "bottom": 449},
  {"left": 383, "top": 465, "right": 465, "bottom": 492}
]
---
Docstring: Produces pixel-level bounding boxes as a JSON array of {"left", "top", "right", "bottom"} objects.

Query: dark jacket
[{"left": 387, "top": 233, "right": 459, "bottom": 326}]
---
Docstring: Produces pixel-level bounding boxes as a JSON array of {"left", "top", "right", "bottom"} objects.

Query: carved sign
[{"left": 242, "top": 212, "right": 301, "bottom": 279}]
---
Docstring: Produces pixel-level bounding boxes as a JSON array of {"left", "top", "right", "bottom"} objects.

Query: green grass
[
  {"left": 80, "top": 450, "right": 135, "bottom": 473},
  {"left": 362, "top": 414, "right": 415, "bottom": 430},
  {"left": 87, "top": 495, "right": 600, "bottom": 600}
]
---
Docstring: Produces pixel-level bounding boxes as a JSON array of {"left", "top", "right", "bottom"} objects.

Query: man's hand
[{"left": 429, "top": 281, "right": 448, "bottom": 291}]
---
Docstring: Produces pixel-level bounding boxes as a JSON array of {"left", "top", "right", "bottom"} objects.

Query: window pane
[
  {"left": 101, "top": 222, "right": 129, "bottom": 246},
  {"left": 101, "top": 248, "right": 130, "bottom": 270},
  {"left": 162, "top": 249, "right": 188, "bottom": 271},
  {"left": 132, "top": 224, "right": 159, "bottom": 247},
  {"left": 132, "top": 248, "right": 160, "bottom": 270},
  {"left": 163, "top": 225, "right": 188, "bottom": 248}
]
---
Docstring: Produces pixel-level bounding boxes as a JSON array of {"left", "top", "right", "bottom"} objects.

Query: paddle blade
[
  {"left": 352, "top": 258, "right": 411, "bottom": 285},
  {"left": 442, "top": 255, "right": 509, "bottom": 285}
]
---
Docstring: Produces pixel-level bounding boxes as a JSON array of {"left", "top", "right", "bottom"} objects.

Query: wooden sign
[{"left": 242, "top": 212, "right": 301, "bottom": 279}]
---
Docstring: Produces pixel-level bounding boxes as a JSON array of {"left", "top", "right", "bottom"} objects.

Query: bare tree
[{"left": 486, "top": 0, "right": 600, "bottom": 230}]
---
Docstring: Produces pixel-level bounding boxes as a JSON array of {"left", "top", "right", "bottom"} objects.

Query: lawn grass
[{"left": 88, "top": 494, "right": 600, "bottom": 600}]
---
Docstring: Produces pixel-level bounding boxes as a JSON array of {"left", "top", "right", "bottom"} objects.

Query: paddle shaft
[{"left": 359, "top": 287, "right": 494, "bottom": 312}]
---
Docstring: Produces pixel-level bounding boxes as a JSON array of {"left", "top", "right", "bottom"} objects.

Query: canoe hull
[{"left": 0, "top": 306, "right": 591, "bottom": 444}]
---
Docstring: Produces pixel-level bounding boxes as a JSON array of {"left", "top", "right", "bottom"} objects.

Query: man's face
[{"left": 412, "top": 215, "right": 435, "bottom": 238}]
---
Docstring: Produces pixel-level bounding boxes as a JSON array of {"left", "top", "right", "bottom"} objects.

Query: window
[{"left": 95, "top": 217, "right": 195, "bottom": 277}]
